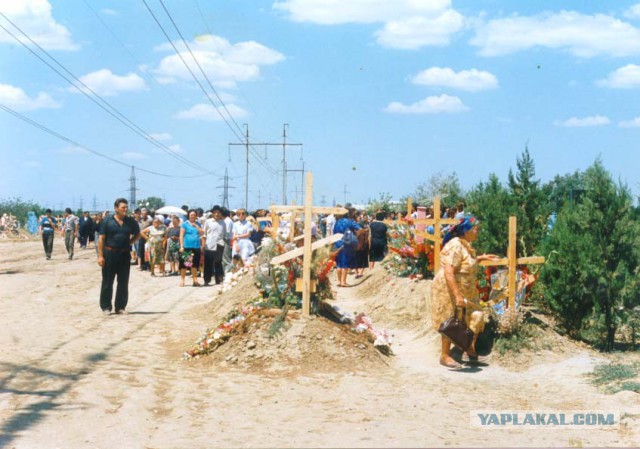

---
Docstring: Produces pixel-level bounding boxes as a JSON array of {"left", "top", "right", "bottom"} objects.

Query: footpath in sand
[{"left": 0, "top": 239, "right": 639, "bottom": 448}]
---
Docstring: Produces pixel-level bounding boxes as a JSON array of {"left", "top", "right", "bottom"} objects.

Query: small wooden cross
[
  {"left": 269, "top": 172, "right": 347, "bottom": 317},
  {"left": 478, "top": 216, "right": 545, "bottom": 309}
]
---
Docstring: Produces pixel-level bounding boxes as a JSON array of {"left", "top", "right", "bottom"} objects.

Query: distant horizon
[{"left": 3, "top": 1, "right": 640, "bottom": 210}]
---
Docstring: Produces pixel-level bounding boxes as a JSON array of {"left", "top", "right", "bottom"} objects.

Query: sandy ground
[{"left": 1, "top": 238, "right": 639, "bottom": 449}]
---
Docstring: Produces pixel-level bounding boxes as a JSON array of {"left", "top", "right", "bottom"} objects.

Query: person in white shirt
[
  {"left": 203, "top": 206, "right": 227, "bottom": 285},
  {"left": 454, "top": 202, "right": 466, "bottom": 220},
  {"left": 61, "top": 207, "right": 79, "bottom": 260},
  {"left": 231, "top": 208, "right": 255, "bottom": 263},
  {"left": 324, "top": 213, "right": 336, "bottom": 237},
  {"left": 222, "top": 207, "right": 234, "bottom": 273}
]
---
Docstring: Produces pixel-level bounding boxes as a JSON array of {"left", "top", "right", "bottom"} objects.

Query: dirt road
[{"left": 1, "top": 239, "right": 638, "bottom": 448}]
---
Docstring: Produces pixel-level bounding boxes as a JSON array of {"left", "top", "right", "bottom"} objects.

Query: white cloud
[
  {"left": 384, "top": 94, "right": 469, "bottom": 114},
  {"left": 154, "top": 35, "right": 284, "bottom": 88},
  {"left": 23, "top": 160, "right": 42, "bottom": 168},
  {"left": 122, "top": 152, "right": 146, "bottom": 160},
  {"left": 554, "top": 115, "right": 610, "bottom": 127},
  {"left": 471, "top": 11, "right": 640, "bottom": 57},
  {"left": 149, "top": 133, "right": 172, "bottom": 142},
  {"left": 71, "top": 69, "right": 146, "bottom": 97},
  {"left": 273, "top": 0, "right": 451, "bottom": 24},
  {"left": 624, "top": 4, "right": 640, "bottom": 19},
  {"left": 411, "top": 67, "right": 498, "bottom": 91},
  {"left": 100, "top": 8, "right": 117, "bottom": 16},
  {"left": 619, "top": 117, "right": 640, "bottom": 128},
  {"left": 596, "top": 64, "right": 640, "bottom": 88},
  {"left": 375, "top": 10, "right": 464, "bottom": 49},
  {"left": 0, "top": 83, "right": 60, "bottom": 111},
  {"left": 274, "top": 0, "right": 463, "bottom": 50},
  {"left": 174, "top": 103, "right": 248, "bottom": 121},
  {"left": 0, "top": 0, "right": 78, "bottom": 50},
  {"left": 169, "top": 144, "right": 183, "bottom": 153}
]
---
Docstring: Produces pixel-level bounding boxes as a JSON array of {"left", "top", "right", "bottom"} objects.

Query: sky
[{"left": 2, "top": 0, "right": 640, "bottom": 212}]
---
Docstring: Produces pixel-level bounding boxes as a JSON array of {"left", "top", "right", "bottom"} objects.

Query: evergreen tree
[
  {"left": 507, "top": 146, "right": 546, "bottom": 256},
  {"left": 466, "top": 173, "right": 514, "bottom": 255},
  {"left": 539, "top": 160, "right": 640, "bottom": 350}
]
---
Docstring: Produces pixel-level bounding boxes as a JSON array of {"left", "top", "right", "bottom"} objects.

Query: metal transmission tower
[
  {"left": 343, "top": 184, "right": 350, "bottom": 205},
  {"left": 92, "top": 195, "right": 97, "bottom": 211},
  {"left": 129, "top": 166, "right": 137, "bottom": 207},
  {"left": 217, "top": 168, "right": 235, "bottom": 209},
  {"left": 229, "top": 124, "right": 302, "bottom": 209}
]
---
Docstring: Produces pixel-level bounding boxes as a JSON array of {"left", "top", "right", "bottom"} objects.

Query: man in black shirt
[{"left": 97, "top": 198, "right": 141, "bottom": 315}]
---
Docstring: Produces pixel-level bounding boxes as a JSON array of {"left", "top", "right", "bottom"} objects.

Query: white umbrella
[{"left": 155, "top": 206, "right": 186, "bottom": 216}]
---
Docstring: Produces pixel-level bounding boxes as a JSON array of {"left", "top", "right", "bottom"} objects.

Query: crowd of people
[
  {"left": 37, "top": 198, "right": 501, "bottom": 370},
  {"left": 37, "top": 201, "right": 394, "bottom": 300}
]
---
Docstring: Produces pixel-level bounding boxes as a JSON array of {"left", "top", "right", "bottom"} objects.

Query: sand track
[{"left": 0, "top": 239, "right": 638, "bottom": 448}]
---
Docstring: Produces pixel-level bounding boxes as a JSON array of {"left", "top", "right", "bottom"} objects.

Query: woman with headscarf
[
  {"left": 430, "top": 215, "right": 499, "bottom": 369},
  {"left": 332, "top": 207, "right": 361, "bottom": 287},
  {"left": 140, "top": 215, "right": 167, "bottom": 276}
]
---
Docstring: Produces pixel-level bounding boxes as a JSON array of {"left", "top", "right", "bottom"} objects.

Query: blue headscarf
[{"left": 442, "top": 215, "right": 478, "bottom": 247}]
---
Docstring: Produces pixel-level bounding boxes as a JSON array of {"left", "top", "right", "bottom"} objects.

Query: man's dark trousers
[
  {"left": 203, "top": 245, "right": 224, "bottom": 284},
  {"left": 100, "top": 249, "right": 131, "bottom": 312},
  {"left": 42, "top": 233, "right": 54, "bottom": 258}
]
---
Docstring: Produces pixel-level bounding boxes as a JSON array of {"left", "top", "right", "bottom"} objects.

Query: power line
[
  {"left": 0, "top": 103, "right": 208, "bottom": 179},
  {"left": 157, "top": 0, "right": 246, "bottom": 138},
  {"left": 192, "top": 0, "right": 258, "bottom": 118},
  {"left": 0, "top": 12, "right": 214, "bottom": 176},
  {"left": 141, "top": 0, "right": 244, "bottom": 143},
  {"left": 145, "top": 0, "right": 282, "bottom": 178}
]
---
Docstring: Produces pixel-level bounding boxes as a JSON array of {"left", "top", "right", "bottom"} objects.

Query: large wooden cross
[
  {"left": 478, "top": 216, "right": 545, "bottom": 309},
  {"left": 269, "top": 172, "right": 347, "bottom": 317},
  {"left": 411, "top": 197, "right": 458, "bottom": 271}
]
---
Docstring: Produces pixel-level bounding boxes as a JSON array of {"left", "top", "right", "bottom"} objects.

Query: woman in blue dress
[{"left": 333, "top": 208, "right": 361, "bottom": 287}]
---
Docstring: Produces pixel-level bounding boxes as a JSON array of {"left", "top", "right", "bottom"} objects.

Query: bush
[{"left": 0, "top": 197, "right": 45, "bottom": 226}]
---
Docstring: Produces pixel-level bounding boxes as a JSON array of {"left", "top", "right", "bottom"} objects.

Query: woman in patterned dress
[
  {"left": 140, "top": 216, "right": 167, "bottom": 276},
  {"left": 165, "top": 215, "right": 181, "bottom": 275},
  {"left": 430, "top": 216, "right": 499, "bottom": 369}
]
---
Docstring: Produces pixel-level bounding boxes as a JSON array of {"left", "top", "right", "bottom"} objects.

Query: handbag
[{"left": 438, "top": 307, "right": 474, "bottom": 351}]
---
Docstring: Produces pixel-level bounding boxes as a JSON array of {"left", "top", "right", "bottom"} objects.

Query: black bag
[{"left": 438, "top": 307, "right": 474, "bottom": 351}]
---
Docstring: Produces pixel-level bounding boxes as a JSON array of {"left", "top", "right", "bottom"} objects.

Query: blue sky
[{"left": 2, "top": 0, "right": 640, "bottom": 211}]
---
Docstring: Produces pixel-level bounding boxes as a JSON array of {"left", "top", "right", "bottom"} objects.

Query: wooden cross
[
  {"left": 269, "top": 172, "right": 347, "bottom": 317},
  {"left": 478, "top": 216, "right": 545, "bottom": 309},
  {"left": 412, "top": 197, "right": 458, "bottom": 271}
]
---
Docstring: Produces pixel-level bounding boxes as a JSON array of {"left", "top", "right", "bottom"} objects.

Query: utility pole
[
  {"left": 320, "top": 195, "right": 326, "bottom": 206},
  {"left": 285, "top": 162, "right": 305, "bottom": 205},
  {"left": 79, "top": 195, "right": 83, "bottom": 211},
  {"left": 92, "top": 194, "right": 97, "bottom": 211},
  {"left": 257, "top": 190, "right": 261, "bottom": 209},
  {"left": 129, "top": 166, "right": 137, "bottom": 208},
  {"left": 343, "top": 184, "right": 350, "bottom": 205},
  {"left": 217, "top": 168, "right": 234, "bottom": 209},
  {"left": 229, "top": 124, "right": 303, "bottom": 209}
]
